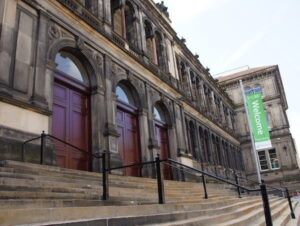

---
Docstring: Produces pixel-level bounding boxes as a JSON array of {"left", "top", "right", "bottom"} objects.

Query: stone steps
[
  {"left": 0, "top": 160, "right": 230, "bottom": 190},
  {"left": 0, "top": 160, "right": 297, "bottom": 225},
  {"left": 149, "top": 198, "right": 285, "bottom": 226},
  {"left": 0, "top": 197, "right": 264, "bottom": 225}
]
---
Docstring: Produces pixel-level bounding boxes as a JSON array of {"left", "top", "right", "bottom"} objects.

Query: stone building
[
  {"left": 218, "top": 66, "right": 300, "bottom": 190},
  {"left": 0, "top": 0, "right": 244, "bottom": 179}
]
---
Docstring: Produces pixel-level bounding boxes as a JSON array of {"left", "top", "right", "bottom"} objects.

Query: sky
[{"left": 154, "top": 0, "right": 300, "bottom": 150}]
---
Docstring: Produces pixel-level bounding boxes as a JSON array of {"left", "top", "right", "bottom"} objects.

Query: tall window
[
  {"left": 258, "top": 149, "right": 279, "bottom": 171},
  {"left": 111, "top": 0, "right": 123, "bottom": 36},
  {"left": 144, "top": 20, "right": 156, "bottom": 63},
  {"left": 111, "top": 0, "right": 137, "bottom": 47}
]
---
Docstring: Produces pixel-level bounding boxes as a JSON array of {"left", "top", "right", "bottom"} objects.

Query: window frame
[{"left": 257, "top": 148, "right": 280, "bottom": 171}]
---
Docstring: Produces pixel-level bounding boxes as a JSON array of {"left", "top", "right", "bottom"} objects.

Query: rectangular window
[
  {"left": 258, "top": 151, "right": 269, "bottom": 171},
  {"left": 269, "top": 149, "right": 279, "bottom": 169},
  {"left": 258, "top": 148, "right": 280, "bottom": 171}
]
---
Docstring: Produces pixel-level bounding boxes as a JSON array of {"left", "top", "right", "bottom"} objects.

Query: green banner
[{"left": 246, "top": 92, "right": 272, "bottom": 150}]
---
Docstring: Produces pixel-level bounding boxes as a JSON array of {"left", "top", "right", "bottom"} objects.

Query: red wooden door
[
  {"left": 117, "top": 104, "right": 141, "bottom": 177},
  {"left": 52, "top": 79, "right": 90, "bottom": 171},
  {"left": 155, "top": 123, "right": 172, "bottom": 180}
]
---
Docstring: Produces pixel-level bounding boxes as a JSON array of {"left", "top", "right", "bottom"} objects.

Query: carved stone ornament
[
  {"left": 76, "top": 37, "right": 85, "bottom": 50},
  {"left": 93, "top": 52, "right": 103, "bottom": 69},
  {"left": 127, "top": 72, "right": 134, "bottom": 82},
  {"left": 48, "top": 23, "right": 60, "bottom": 41}
]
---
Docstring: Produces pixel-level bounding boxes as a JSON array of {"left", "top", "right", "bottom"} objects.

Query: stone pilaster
[{"left": 31, "top": 10, "right": 49, "bottom": 108}]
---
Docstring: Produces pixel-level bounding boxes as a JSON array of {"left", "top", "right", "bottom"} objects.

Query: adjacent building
[{"left": 218, "top": 66, "right": 300, "bottom": 190}]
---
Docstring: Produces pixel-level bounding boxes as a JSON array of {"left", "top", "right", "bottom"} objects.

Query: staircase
[{"left": 0, "top": 160, "right": 298, "bottom": 226}]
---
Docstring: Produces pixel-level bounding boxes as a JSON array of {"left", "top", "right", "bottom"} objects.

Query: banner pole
[{"left": 239, "top": 80, "right": 262, "bottom": 183}]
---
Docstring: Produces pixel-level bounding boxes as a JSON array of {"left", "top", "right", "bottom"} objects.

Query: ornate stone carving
[
  {"left": 76, "top": 36, "right": 85, "bottom": 50},
  {"left": 93, "top": 52, "right": 103, "bottom": 69},
  {"left": 48, "top": 23, "right": 60, "bottom": 42}
]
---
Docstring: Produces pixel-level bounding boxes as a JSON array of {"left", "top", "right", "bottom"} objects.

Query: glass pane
[
  {"left": 154, "top": 107, "right": 162, "bottom": 121},
  {"left": 154, "top": 106, "right": 166, "bottom": 122},
  {"left": 269, "top": 149, "right": 279, "bottom": 169},
  {"left": 244, "top": 86, "right": 252, "bottom": 95},
  {"left": 55, "top": 51, "right": 86, "bottom": 82},
  {"left": 253, "top": 84, "right": 263, "bottom": 93},
  {"left": 258, "top": 151, "right": 269, "bottom": 170},
  {"left": 116, "top": 86, "right": 130, "bottom": 104}
]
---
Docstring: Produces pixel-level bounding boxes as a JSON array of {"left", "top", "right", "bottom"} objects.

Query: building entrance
[{"left": 52, "top": 51, "right": 91, "bottom": 171}]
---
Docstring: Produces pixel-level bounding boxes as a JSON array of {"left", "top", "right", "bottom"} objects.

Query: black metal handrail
[
  {"left": 237, "top": 175, "right": 283, "bottom": 194},
  {"left": 22, "top": 131, "right": 103, "bottom": 164},
  {"left": 107, "top": 156, "right": 164, "bottom": 204},
  {"left": 166, "top": 158, "right": 257, "bottom": 192},
  {"left": 21, "top": 133, "right": 295, "bottom": 225},
  {"left": 165, "top": 158, "right": 296, "bottom": 226}
]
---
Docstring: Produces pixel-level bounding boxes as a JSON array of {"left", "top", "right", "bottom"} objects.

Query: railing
[
  {"left": 162, "top": 158, "right": 295, "bottom": 226},
  {"left": 236, "top": 175, "right": 296, "bottom": 220},
  {"left": 105, "top": 155, "right": 165, "bottom": 204},
  {"left": 22, "top": 131, "right": 102, "bottom": 164},
  {"left": 21, "top": 134, "right": 296, "bottom": 226}
]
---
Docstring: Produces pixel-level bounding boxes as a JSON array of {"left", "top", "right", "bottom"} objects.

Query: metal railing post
[
  {"left": 202, "top": 174, "right": 208, "bottom": 199},
  {"left": 102, "top": 152, "right": 109, "bottom": 200},
  {"left": 286, "top": 187, "right": 296, "bottom": 219},
  {"left": 235, "top": 174, "right": 241, "bottom": 198},
  {"left": 155, "top": 155, "right": 165, "bottom": 204},
  {"left": 260, "top": 180, "right": 273, "bottom": 226},
  {"left": 40, "top": 131, "right": 45, "bottom": 165}
]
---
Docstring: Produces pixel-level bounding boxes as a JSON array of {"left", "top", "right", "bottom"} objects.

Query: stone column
[
  {"left": 90, "top": 85, "right": 106, "bottom": 172},
  {"left": 0, "top": 0, "right": 18, "bottom": 95},
  {"left": 31, "top": 10, "right": 49, "bottom": 108},
  {"left": 102, "top": 0, "right": 112, "bottom": 34},
  {"left": 138, "top": 108, "right": 151, "bottom": 176},
  {"left": 103, "top": 56, "right": 121, "bottom": 168},
  {"left": 133, "top": 6, "right": 143, "bottom": 53},
  {"left": 138, "top": 10, "right": 148, "bottom": 61},
  {"left": 161, "top": 33, "right": 169, "bottom": 73},
  {"left": 97, "top": 0, "right": 104, "bottom": 21}
]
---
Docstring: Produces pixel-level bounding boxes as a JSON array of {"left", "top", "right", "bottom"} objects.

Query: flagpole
[{"left": 239, "top": 80, "right": 262, "bottom": 183}]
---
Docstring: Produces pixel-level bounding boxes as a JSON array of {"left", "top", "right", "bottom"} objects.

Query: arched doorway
[
  {"left": 53, "top": 50, "right": 91, "bottom": 171},
  {"left": 154, "top": 104, "right": 172, "bottom": 180},
  {"left": 116, "top": 83, "right": 141, "bottom": 176}
]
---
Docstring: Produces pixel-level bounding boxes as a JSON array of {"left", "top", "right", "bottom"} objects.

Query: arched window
[
  {"left": 215, "top": 137, "right": 221, "bottom": 166},
  {"left": 204, "top": 130, "right": 211, "bottom": 163},
  {"left": 111, "top": 0, "right": 123, "bottom": 36},
  {"left": 55, "top": 51, "right": 88, "bottom": 83},
  {"left": 116, "top": 84, "right": 136, "bottom": 106},
  {"left": 199, "top": 127, "right": 206, "bottom": 162},
  {"left": 154, "top": 105, "right": 166, "bottom": 123},
  {"left": 189, "top": 121, "right": 197, "bottom": 159},
  {"left": 144, "top": 20, "right": 155, "bottom": 63}
]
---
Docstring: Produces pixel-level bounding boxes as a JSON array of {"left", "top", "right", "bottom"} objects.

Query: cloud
[{"left": 221, "top": 32, "right": 266, "bottom": 69}]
